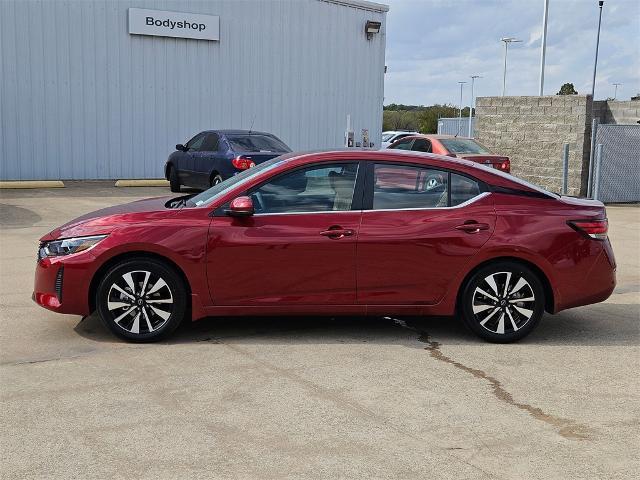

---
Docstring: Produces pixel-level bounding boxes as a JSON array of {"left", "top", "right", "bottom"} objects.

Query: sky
[{"left": 382, "top": 0, "right": 640, "bottom": 106}]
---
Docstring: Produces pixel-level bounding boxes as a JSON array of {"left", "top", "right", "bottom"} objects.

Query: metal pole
[
  {"left": 469, "top": 76, "right": 480, "bottom": 137},
  {"left": 502, "top": 41, "right": 508, "bottom": 96},
  {"left": 587, "top": 117, "right": 599, "bottom": 197},
  {"left": 591, "top": 1, "right": 604, "bottom": 99},
  {"left": 457, "top": 81, "right": 466, "bottom": 134},
  {"left": 538, "top": 0, "right": 550, "bottom": 96},
  {"left": 593, "top": 143, "right": 603, "bottom": 200},
  {"left": 561, "top": 143, "right": 569, "bottom": 195},
  {"left": 612, "top": 82, "right": 621, "bottom": 100}
]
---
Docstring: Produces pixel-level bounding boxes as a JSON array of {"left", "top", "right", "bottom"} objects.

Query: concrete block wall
[
  {"left": 475, "top": 95, "right": 592, "bottom": 196},
  {"left": 593, "top": 100, "right": 640, "bottom": 125}
]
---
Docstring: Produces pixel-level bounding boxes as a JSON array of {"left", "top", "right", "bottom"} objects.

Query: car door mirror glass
[{"left": 226, "top": 196, "right": 255, "bottom": 217}]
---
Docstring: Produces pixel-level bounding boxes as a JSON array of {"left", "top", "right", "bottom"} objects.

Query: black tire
[
  {"left": 210, "top": 173, "right": 223, "bottom": 187},
  {"left": 169, "top": 166, "right": 181, "bottom": 193},
  {"left": 460, "top": 261, "right": 545, "bottom": 343},
  {"left": 96, "top": 258, "right": 187, "bottom": 342}
]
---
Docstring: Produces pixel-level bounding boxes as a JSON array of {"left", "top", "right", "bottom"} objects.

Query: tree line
[{"left": 383, "top": 104, "right": 472, "bottom": 133}]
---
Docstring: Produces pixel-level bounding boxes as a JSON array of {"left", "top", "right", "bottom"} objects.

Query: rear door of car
[
  {"left": 356, "top": 161, "right": 496, "bottom": 306},
  {"left": 192, "top": 133, "right": 221, "bottom": 188}
]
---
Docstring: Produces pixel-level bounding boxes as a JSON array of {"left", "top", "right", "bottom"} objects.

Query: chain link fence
[{"left": 593, "top": 125, "right": 640, "bottom": 203}]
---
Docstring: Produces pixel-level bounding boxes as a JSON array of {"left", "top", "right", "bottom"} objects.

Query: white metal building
[{"left": 0, "top": 0, "right": 387, "bottom": 181}]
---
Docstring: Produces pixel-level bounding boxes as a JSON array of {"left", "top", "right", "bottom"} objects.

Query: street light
[
  {"left": 458, "top": 81, "right": 467, "bottom": 134},
  {"left": 612, "top": 82, "right": 622, "bottom": 100},
  {"left": 591, "top": 1, "right": 604, "bottom": 99},
  {"left": 501, "top": 37, "right": 522, "bottom": 96},
  {"left": 469, "top": 75, "right": 481, "bottom": 137},
  {"left": 538, "top": 0, "right": 550, "bottom": 95}
]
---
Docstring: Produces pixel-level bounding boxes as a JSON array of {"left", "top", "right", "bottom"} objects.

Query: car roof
[
  {"left": 394, "top": 134, "right": 476, "bottom": 141},
  {"left": 201, "top": 129, "right": 276, "bottom": 136},
  {"left": 278, "top": 149, "right": 552, "bottom": 196}
]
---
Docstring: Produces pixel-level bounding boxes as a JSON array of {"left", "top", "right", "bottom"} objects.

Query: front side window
[
  {"left": 250, "top": 163, "right": 358, "bottom": 214},
  {"left": 186, "top": 133, "right": 206, "bottom": 152},
  {"left": 373, "top": 164, "right": 448, "bottom": 209}
]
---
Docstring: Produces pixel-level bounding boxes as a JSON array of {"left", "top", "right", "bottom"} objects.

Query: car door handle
[
  {"left": 455, "top": 222, "right": 489, "bottom": 234},
  {"left": 320, "top": 227, "right": 354, "bottom": 239}
]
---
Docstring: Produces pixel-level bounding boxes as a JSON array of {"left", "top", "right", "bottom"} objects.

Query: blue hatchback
[{"left": 165, "top": 130, "right": 291, "bottom": 192}]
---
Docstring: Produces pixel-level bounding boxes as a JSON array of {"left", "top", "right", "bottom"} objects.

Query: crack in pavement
[{"left": 390, "top": 318, "right": 594, "bottom": 441}]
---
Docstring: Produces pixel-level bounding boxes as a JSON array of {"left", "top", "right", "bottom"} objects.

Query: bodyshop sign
[{"left": 128, "top": 8, "right": 219, "bottom": 41}]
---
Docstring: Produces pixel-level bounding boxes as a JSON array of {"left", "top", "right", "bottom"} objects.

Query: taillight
[
  {"left": 494, "top": 158, "right": 510, "bottom": 172},
  {"left": 568, "top": 219, "right": 608, "bottom": 240},
  {"left": 232, "top": 156, "right": 255, "bottom": 170}
]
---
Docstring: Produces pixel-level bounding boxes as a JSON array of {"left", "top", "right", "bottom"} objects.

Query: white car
[{"left": 381, "top": 131, "right": 420, "bottom": 148}]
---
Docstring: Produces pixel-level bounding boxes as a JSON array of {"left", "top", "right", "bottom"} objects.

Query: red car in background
[
  {"left": 33, "top": 150, "right": 614, "bottom": 343},
  {"left": 388, "top": 134, "right": 511, "bottom": 173}
]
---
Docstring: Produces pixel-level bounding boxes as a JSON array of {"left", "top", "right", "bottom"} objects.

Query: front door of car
[
  {"left": 207, "top": 162, "right": 363, "bottom": 306},
  {"left": 356, "top": 162, "right": 496, "bottom": 305},
  {"left": 183, "top": 133, "right": 206, "bottom": 183}
]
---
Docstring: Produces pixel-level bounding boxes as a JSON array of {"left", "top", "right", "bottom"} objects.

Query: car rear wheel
[
  {"left": 96, "top": 258, "right": 187, "bottom": 342},
  {"left": 460, "top": 261, "right": 544, "bottom": 343},
  {"left": 169, "top": 166, "right": 181, "bottom": 193}
]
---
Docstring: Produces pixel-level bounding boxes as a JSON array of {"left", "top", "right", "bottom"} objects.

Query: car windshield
[
  {"left": 227, "top": 134, "right": 290, "bottom": 153},
  {"left": 440, "top": 138, "right": 491, "bottom": 154},
  {"left": 381, "top": 133, "right": 395, "bottom": 142},
  {"left": 185, "top": 156, "right": 287, "bottom": 207}
]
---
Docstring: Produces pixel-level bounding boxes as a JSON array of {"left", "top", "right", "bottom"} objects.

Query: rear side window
[
  {"left": 450, "top": 173, "right": 481, "bottom": 206},
  {"left": 389, "top": 138, "right": 413, "bottom": 150},
  {"left": 200, "top": 134, "right": 219, "bottom": 151},
  {"left": 373, "top": 164, "right": 448, "bottom": 209},
  {"left": 227, "top": 134, "right": 289, "bottom": 153},
  {"left": 411, "top": 139, "right": 432, "bottom": 153}
]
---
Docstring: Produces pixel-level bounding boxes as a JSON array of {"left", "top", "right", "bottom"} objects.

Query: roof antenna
[{"left": 248, "top": 115, "right": 256, "bottom": 134}]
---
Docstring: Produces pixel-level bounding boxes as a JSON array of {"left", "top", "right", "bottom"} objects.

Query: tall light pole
[
  {"left": 501, "top": 37, "right": 522, "bottom": 96},
  {"left": 612, "top": 82, "right": 622, "bottom": 100},
  {"left": 591, "top": 1, "right": 604, "bottom": 99},
  {"left": 469, "top": 75, "right": 481, "bottom": 137},
  {"left": 538, "top": 0, "right": 550, "bottom": 95},
  {"left": 458, "top": 81, "right": 467, "bottom": 134}
]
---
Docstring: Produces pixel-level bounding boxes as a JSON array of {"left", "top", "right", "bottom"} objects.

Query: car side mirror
[
  {"left": 176, "top": 144, "right": 187, "bottom": 152},
  {"left": 226, "top": 196, "right": 254, "bottom": 217}
]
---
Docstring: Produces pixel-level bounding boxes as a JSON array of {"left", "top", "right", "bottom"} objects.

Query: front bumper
[{"left": 32, "top": 251, "right": 96, "bottom": 316}]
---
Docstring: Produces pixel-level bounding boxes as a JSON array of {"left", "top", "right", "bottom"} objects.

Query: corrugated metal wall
[{"left": 0, "top": 0, "right": 386, "bottom": 180}]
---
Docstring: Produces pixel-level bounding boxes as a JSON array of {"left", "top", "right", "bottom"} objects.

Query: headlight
[{"left": 38, "top": 235, "right": 107, "bottom": 261}]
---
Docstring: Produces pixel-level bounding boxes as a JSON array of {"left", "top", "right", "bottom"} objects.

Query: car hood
[{"left": 40, "top": 196, "right": 176, "bottom": 241}]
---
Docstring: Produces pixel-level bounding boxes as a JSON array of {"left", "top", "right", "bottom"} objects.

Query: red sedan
[
  {"left": 33, "top": 150, "right": 615, "bottom": 343},
  {"left": 388, "top": 134, "right": 511, "bottom": 172}
]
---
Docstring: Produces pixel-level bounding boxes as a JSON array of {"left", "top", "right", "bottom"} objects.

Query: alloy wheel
[
  {"left": 106, "top": 270, "right": 174, "bottom": 334},
  {"left": 471, "top": 271, "right": 536, "bottom": 335}
]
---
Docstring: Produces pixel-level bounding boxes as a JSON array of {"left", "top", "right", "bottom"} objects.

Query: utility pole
[
  {"left": 612, "top": 82, "right": 622, "bottom": 100},
  {"left": 591, "top": 1, "right": 604, "bottom": 99},
  {"left": 458, "top": 81, "right": 467, "bottom": 134},
  {"left": 469, "top": 75, "right": 481, "bottom": 137},
  {"left": 538, "top": 0, "right": 550, "bottom": 95},
  {"left": 501, "top": 37, "right": 522, "bottom": 96}
]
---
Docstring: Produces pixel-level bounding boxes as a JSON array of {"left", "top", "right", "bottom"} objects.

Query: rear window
[
  {"left": 227, "top": 134, "right": 290, "bottom": 153},
  {"left": 440, "top": 139, "right": 490, "bottom": 154}
]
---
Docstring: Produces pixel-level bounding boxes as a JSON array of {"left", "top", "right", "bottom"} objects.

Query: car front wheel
[
  {"left": 96, "top": 258, "right": 187, "bottom": 342},
  {"left": 460, "top": 261, "right": 545, "bottom": 343}
]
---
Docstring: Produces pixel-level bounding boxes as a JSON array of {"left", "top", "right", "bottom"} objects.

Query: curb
[
  {"left": 115, "top": 179, "right": 170, "bottom": 187},
  {"left": 0, "top": 180, "right": 65, "bottom": 189}
]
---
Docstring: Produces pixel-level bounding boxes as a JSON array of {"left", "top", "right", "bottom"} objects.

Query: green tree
[{"left": 557, "top": 83, "right": 578, "bottom": 95}]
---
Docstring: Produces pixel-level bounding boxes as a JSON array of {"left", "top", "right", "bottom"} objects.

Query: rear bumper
[{"left": 555, "top": 245, "right": 616, "bottom": 312}]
